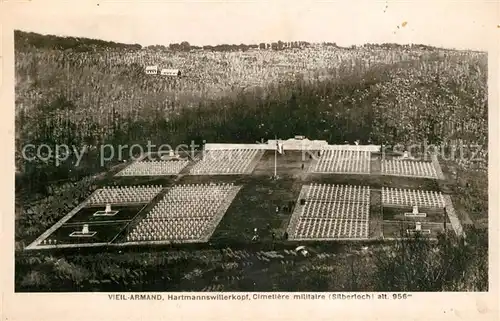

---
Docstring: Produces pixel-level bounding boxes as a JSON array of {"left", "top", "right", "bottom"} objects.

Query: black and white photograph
[{"left": 5, "top": 0, "right": 497, "bottom": 306}]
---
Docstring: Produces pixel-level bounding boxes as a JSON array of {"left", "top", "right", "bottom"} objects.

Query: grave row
[
  {"left": 87, "top": 185, "right": 163, "bottom": 204},
  {"left": 306, "top": 183, "right": 370, "bottom": 203},
  {"left": 294, "top": 218, "right": 369, "bottom": 239},
  {"left": 164, "top": 183, "right": 234, "bottom": 201},
  {"left": 382, "top": 187, "right": 445, "bottom": 208},
  {"left": 190, "top": 149, "right": 259, "bottom": 174},
  {"left": 313, "top": 150, "right": 371, "bottom": 173},
  {"left": 382, "top": 160, "right": 437, "bottom": 178},
  {"left": 146, "top": 201, "right": 221, "bottom": 219},
  {"left": 299, "top": 201, "right": 370, "bottom": 221},
  {"left": 116, "top": 160, "right": 189, "bottom": 176},
  {"left": 127, "top": 218, "right": 210, "bottom": 241}
]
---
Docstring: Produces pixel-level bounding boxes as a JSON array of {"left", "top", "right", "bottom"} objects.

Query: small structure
[
  {"left": 404, "top": 205, "right": 427, "bottom": 217},
  {"left": 70, "top": 223, "right": 97, "bottom": 237},
  {"left": 295, "top": 245, "right": 309, "bottom": 257},
  {"left": 251, "top": 228, "right": 259, "bottom": 241},
  {"left": 400, "top": 150, "right": 415, "bottom": 160},
  {"left": 145, "top": 65, "right": 159, "bottom": 75},
  {"left": 160, "top": 149, "right": 180, "bottom": 160},
  {"left": 407, "top": 221, "right": 431, "bottom": 235},
  {"left": 94, "top": 204, "right": 119, "bottom": 216},
  {"left": 160, "top": 68, "right": 181, "bottom": 77}
]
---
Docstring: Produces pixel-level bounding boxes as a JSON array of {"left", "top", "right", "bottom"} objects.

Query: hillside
[{"left": 14, "top": 31, "right": 489, "bottom": 292}]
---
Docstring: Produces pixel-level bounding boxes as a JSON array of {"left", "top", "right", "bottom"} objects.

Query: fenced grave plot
[
  {"left": 311, "top": 150, "right": 371, "bottom": 174},
  {"left": 381, "top": 187, "right": 445, "bottom": 208},
  {"left": 381, "top": 159, "right": 438, "bottom": 179},
  {"left": 125, "top": 183, "right": 241, "bottom": 243},
  {"left": 189, "top": 149, "right": 263, "bottom": 175},
  {"left": 86, "top": 185, "right": 163, "bottom": 205},
  {"left": 116, "top": 159, "right": 190, "bottom": 176},
  {"left": 287, "top": 183, "right": 371, "bottom": 240},
  {"left": 37, "top": 221, "right": 129, "bottom": 248}
]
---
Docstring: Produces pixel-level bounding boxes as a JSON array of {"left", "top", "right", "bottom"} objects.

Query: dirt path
[{"left": 443, "top": 195, "right": 464, "bottom": 237}]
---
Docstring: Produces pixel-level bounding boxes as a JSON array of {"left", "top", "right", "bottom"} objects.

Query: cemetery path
[{"left": 443, "top": 195, "right": 464, "bottom": 237}]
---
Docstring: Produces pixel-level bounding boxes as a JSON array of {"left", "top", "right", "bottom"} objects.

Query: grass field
[
  {"left": 253, "top": 150, "right": 314, "bottom": 178},
  {"left": 211, "top": 177, "right": 301, "bottom": 244}
]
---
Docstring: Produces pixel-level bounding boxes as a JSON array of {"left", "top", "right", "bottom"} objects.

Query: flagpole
[{"left": 274, "top": 136, "right": 277, "bottom": 178}]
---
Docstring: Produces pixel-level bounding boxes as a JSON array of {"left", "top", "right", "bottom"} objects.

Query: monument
[
  {"left": 404, "top": 205, "right": 427, "bottom": 217},
  {"left": 407, "top": 221, "right": 431, "bottom": 235},
  {"left": 94, "top": 203, "right": 119, "bottom": 216},
  {"left": 70, "top": 223, "right": 97, "bottom": 237}
]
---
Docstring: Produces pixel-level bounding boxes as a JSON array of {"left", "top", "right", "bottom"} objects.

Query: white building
[
  {"left": 145, "top": 65, "right": 159, "bottom": 75},
  {"left": 204, "top": 137, "right": 380, "bottom": 153},
  {"left": 160, "top": 68, "right": 181, "bottom": 77}
]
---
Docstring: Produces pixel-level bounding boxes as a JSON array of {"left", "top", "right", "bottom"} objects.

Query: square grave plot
[
  {"left": 311, "top": 150, "right": 371, "bottom": 174},
  {"left": 287, "top": 183, "right": 371, "bottom": 240},
  {"left": 381, "top": 159, "right": 438, "bottom": 179},
  {"left": 125, "top": 183, "right": 241, "bottom": 243}
]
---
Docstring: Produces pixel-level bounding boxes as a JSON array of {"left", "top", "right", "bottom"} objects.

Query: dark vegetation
[
  {"left": 15, "top": 30, "right": 142, "bottom": 52},
  {"left": 14, "top": 31, "right": 488, "bottom": 291}
]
